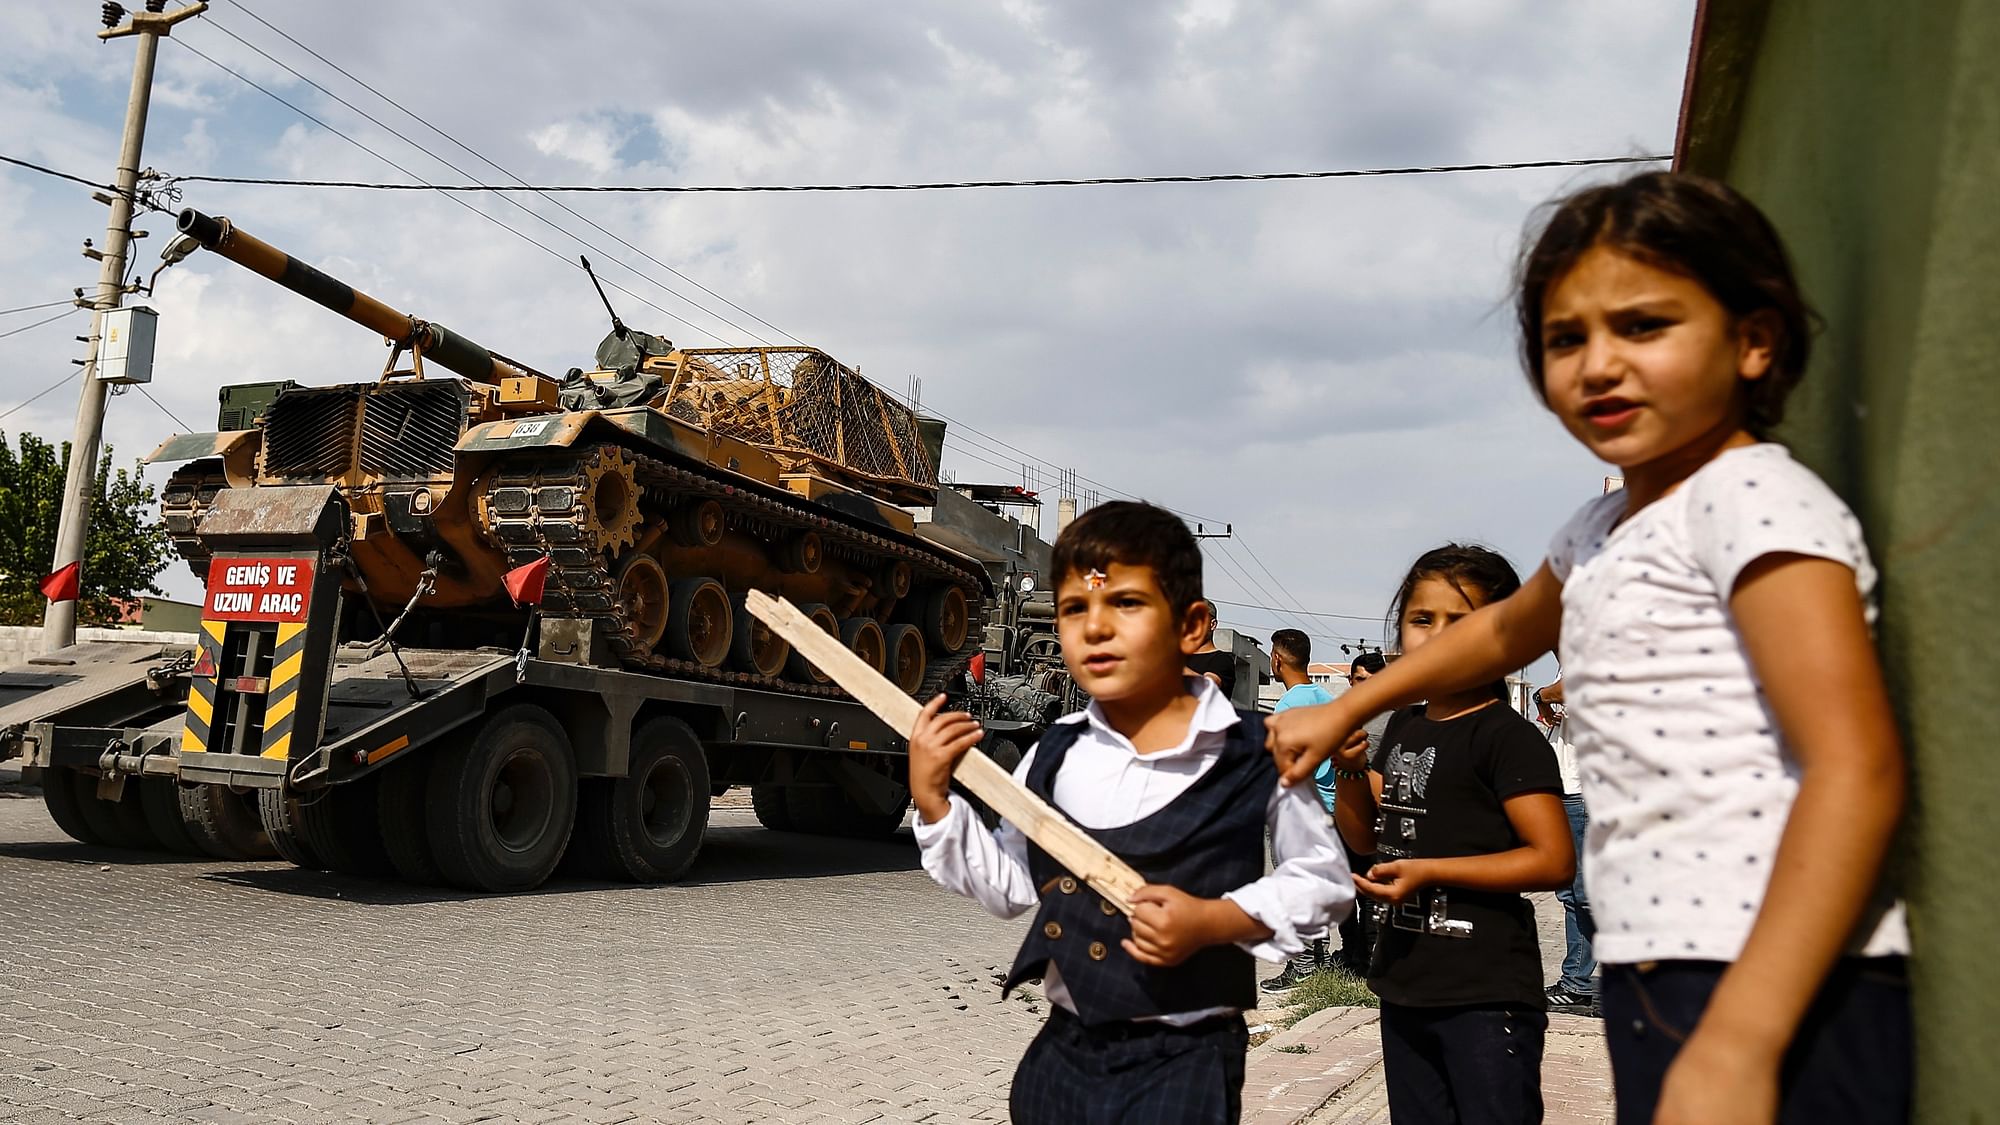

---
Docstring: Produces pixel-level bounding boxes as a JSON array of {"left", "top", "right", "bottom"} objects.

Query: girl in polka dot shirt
[{"left": 1267, "top": 173, "right": 1910, "bottom": 1125}]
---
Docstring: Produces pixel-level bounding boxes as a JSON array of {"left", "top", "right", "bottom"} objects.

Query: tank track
[
  {"left": 161, "top": 458, "right": 230, "bottom": 578},
  {"left": 482, "top": 443, "right": 984, "bottom": 700}
]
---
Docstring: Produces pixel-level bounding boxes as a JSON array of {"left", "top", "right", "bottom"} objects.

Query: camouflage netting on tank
[{"left": 667, "top": 348, "right": 937, "bottom": 495}]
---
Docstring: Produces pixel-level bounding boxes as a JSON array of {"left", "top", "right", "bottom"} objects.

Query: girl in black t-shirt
[{"left": 1326, "top": 545, "right": 1574, "bottom": 1125}]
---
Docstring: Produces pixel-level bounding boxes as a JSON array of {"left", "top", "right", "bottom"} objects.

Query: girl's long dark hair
[
  {"left": 1388, "top": 544, "right": 1522, "bottom": 703},
  {"left": 1514, "top": 171, "right": 1818, "bottom": 438}
]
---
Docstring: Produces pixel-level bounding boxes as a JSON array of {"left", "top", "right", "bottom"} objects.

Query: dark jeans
[
  {"left": 1379, "top": 1002, "right": 1546, "bottom": 1125},
  {"left": 1338, "top": 842, "right": 1376, "bottom": 971},
  {"left": 1602, "top": 957, "right": 1912, "bottom": 1125},
  {"left": 1556, "top": 793, "right": 1596, "bottom": 994}
]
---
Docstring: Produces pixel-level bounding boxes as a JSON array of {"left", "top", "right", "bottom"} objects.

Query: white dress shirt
[{"left": 913, "top": 677, "right": 1354, "bottom": 1023}]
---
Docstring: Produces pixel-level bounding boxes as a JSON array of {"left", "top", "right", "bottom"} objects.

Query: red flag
[
  {"left": 502, "top": 556, "right": 550, "bottom": 606},
  {"left": 969, "top": 651, "right": 987, "bottom": 685},
  {"left": 38, "top": 562, "right": 80, "bottom": 603}
]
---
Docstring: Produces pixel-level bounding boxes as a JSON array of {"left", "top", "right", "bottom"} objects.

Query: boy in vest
[{"left": 909, "top": 501, "right": 1354, "bottom": 1125}]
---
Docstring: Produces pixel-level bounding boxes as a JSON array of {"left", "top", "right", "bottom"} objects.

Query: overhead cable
[{"left": 161, "top": 154, "right": 1669, "bottom": 194}]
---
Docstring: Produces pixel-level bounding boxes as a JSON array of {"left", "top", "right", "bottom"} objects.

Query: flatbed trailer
[{"left": 6, "top": 482, "right": 1018, "bottom": 892}]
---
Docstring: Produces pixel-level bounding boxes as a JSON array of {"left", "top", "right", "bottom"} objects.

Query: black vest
[{"left": 1002, "top": 711, "right": 1276, "bottom": 1024}]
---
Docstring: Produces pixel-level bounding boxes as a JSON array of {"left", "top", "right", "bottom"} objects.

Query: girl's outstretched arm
[
  {"left": 1267, "top": 563, "right": 1564, "bottom": 785},
  {"left": 1654, "top": 554, "right": 1907, "bottom": 1125}
]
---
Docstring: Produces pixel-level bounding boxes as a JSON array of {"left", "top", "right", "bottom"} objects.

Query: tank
[{"left": 153, "top": 208, "right": 987, "bottom": 698}]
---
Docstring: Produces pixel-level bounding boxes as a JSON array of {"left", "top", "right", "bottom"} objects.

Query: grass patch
[
  {"left": 1279, "top": 965, "right": 1378, "bottom": 1027},
  {"left": 1273, "top": 1043, "right": 1313, "bottom": 1055}
]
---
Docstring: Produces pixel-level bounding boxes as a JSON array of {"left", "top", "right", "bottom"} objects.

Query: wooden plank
[{"left": 746, "top": 590, "right": 1147, "bottom": 914}]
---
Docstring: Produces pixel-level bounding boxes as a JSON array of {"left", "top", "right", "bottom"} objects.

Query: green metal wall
[{"left": 1682, "top": 1, "right": 1999, "bottom": 1117}]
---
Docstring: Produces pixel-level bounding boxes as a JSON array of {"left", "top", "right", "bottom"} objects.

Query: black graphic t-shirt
[{"left": 1364, "top": 702, "right": 1562, "bottom": 1009}]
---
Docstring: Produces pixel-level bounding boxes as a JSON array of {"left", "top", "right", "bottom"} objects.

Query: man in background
[
  {"left": 1537, "top": 676, "right": 1598, "bottom": 1013},
  {"left": 1260, "top": 629, "right": 1338, "bottom": 992}
]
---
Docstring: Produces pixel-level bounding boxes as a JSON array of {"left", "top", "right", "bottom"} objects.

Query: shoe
[
  {"left": 1545, "top": 983, "right": 1598, "bottom": 1014},
  {"left": 1260, "top": 956, "right": 1319, "bottom": 993}
]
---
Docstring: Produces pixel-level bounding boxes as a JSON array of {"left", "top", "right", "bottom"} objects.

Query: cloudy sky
[{"left": 1, "top": 0, "right": 1694, "bottom": 660}]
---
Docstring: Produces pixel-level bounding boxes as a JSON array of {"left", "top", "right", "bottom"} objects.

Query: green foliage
[
  {"left": 0, "top": 431, "right": 173, "bottom": 626},
  {"left": 1279, "top": 965, "right": 1379, "bottom": 1027}
]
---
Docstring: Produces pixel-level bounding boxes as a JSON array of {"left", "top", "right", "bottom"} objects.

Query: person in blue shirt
[{"left": 1260, "top": 629, "right": 1341, "bottom": 992}]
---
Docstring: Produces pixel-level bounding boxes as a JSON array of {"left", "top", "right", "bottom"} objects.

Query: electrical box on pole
[{"left": 96, "top": 306, "right": 156, "bottom": 384}]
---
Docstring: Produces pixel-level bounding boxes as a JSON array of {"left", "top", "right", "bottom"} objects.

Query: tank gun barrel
[{"left": 175, "top": 208, "right": 538, "bottom": 384}]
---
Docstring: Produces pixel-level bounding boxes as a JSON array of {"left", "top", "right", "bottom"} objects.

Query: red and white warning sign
[{"left": 203, "top": 557, "right": 315, "bottom": 622}]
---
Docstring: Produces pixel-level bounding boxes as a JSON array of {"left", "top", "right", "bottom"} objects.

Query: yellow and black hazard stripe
[
  {"left": 260, "top": 621, "right": 310, "bottom": 760},
  {"left": 180, "top": 620, "right": 226, "bottom": 754}
]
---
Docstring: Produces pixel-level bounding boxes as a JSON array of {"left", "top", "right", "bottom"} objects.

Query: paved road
[{"left": 0, "top": 785, "right": 1044, "bottom": 1124}]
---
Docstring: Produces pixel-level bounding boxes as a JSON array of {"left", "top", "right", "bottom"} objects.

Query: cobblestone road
[{"left": 0, "top": 785, "right": 1045, "bottom": 1124}]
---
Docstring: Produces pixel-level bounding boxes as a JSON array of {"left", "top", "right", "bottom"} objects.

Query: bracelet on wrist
[{"left": 1334, "top": 768, "right": 1367, "bottom": 781}]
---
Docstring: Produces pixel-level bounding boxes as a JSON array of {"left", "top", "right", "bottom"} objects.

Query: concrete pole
[{"left": 43, "top": 5, "right": 200, "bottom": 652}]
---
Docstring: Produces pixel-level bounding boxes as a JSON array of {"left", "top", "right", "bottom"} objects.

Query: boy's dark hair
[
  {"left": 1515, "top": 171, "right": 1817, "bottom": 437},
  {"left": 1388, "top": 544, "right": 1521, "bottom": 702},
  {"left": 1270, "top": 628, "right": 1310, "bottom": 668},
  {"left": 1050, "top": 501, "right": 1202, "bottom": 615},
  {"left": 1350, "top": 650, "right": 1386, "bottom": 675}
]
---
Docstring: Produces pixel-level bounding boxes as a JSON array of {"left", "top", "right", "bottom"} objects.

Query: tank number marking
[{"left": 510, "top": 419, "right": 552, "bottom": 437}]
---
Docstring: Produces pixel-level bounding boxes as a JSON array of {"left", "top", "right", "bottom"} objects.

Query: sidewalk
[{"left": 1242, "top": 1006, "right": 1614, "bottom": 1124}]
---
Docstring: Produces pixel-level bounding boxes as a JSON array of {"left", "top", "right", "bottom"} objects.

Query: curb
[{"left": 1241, "top": 1006, "right": 1383, "bottom": 1125}]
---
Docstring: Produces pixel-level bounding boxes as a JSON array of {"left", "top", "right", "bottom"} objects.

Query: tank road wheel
[
  {"left": 667, "top": 579, "right": 733, "bottom": 668},
  {"left": 924, "top": 585, "right": 972, "bottom": 653},
  {"left": 572, "top": 718, "right": 711, "bottom": 883},
  {"left": 880, "top": 561, "right": 913, "bottom": 600},
  {"left": 885, "top": 624, "right": 927, "bottom": 695},
  {"left": 614, "top": 553, "right": 672, "bottom": 655},
  {"left": 295, "top": 774, "right": 395, "bottom": 878},
  {"left": 841, "top": 618, "right": 886, "bottom": 674},
  {"left": 140, "top": 778, "right": 204, "bottom": 856},
  {"left": 750, "top": 784, "right": 794, "bottom": 831},
  {"left": 785, "top": 603, "right": 841, "bottom": 683},
  {"left": 258, "top": 788, "right": 326, "bottom": 870},
  {"left": 179, "top": 783, "right": 275, "bottom": 860},
  {"left": 777, "top": 531, "right": 823, "bottom": 575},
  {"left": 730, "top": 596, "right": 791, "bottom": 677},
  {"left": 377, "top": 755, "right": 446, "bottom": 885},
  {"left": 582, "top": 446, "right": 643, "bottom": 555},
  {"left": 40, "top": 766, "right": 104, "bottom": 845},
  {"left": 669, "top": 498, "right": 726, "bottom": 548},
  {"left": 426, "top": 704, "right": 577, "bottom": 893},
  {"left": 73, "top": 774, "right": 156, "bottom": 851}
]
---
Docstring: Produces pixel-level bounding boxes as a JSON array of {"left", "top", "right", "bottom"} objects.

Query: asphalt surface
[{"left": 0, "top": 783, "right": 1044, "bottom": 1124}]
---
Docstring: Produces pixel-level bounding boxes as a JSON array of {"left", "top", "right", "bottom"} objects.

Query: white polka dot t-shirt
[{"left": 1548, "top": 443, "right": 1909, "bottom": 964}]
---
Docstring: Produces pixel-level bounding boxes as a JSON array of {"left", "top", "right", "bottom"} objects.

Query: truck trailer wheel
[
  {"left": 39, "top": 766, "right": 105, "bottom": 845},
  {"left": 178, "top": 783, "right": 275, "bottom": 860},
  {"left": 139, "top": 778, "right": 204, "bottom": 856},
  {"left": 72, "top": 773, "right": 156, "bottom": 851},
  {"left": 784, "top": 782, "right": 909, "bottom": 840},
  {"left": 426, "top": 704, "right": 577, "bottom": 893},
  {"left": 295, "top": 775, "right": 395, "bottom": 877},
  {"left": 571, "top": 717, "right": 711, "bottom": 883},
  {"left": 750, "top": 784, "right": 794, "bottom": 831},
  {"left": 258, "top": 788, "right": 326, "bottom": 870},
  {"left": 377, "top": 756, "right": 445, "bottom": 885}
]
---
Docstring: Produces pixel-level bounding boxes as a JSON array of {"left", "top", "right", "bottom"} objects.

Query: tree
[{"left": 0, "top": 432, "right": 174, "bottom": 626}]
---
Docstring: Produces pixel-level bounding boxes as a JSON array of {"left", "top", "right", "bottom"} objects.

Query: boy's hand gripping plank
[{"left": 747, "top": 590, "right": 1146, "bottom": 915}]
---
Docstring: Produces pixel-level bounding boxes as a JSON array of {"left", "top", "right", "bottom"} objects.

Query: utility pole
[{"left": 43, "top": 1, "right": 206, "bottom": 653}]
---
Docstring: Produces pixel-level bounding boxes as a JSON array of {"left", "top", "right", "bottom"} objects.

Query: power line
[
  {"left": 0, "top": 298, "right": 80, "bottom": 318},
  {"left": 171, "top": 34, "right": 725, "bottom": 345},
  {"left": 1205, "top": 595, "right": 1383, "bottom": 625},
  {"left": 216, "top": 0, "right": 803, "bottom": 348},
  {"left": 0, "top": 152, "right": 165, "bottom": 211},
  {"left": 132, "top": 383, "right": 194, "bottom": 432},
  {"left": 162, "top": 154, "right": 1669, "bottom": 194},
  {"left": 0, "top": 370, "right": 83, "bottom": 424},
  {"left": 0, "top": 308, "right": 83, "bottom": 341}
]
